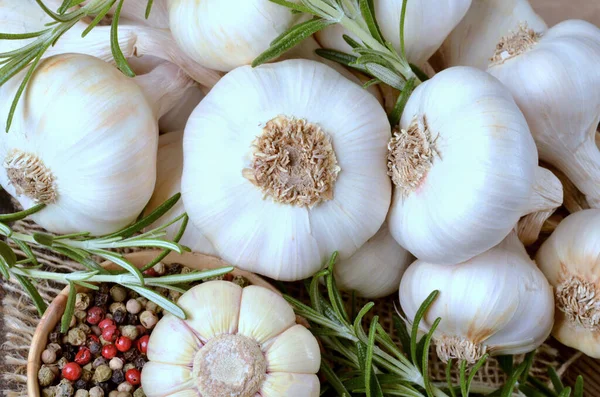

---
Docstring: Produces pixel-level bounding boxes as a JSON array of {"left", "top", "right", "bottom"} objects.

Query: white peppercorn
[
  {"left": 125, "top": 299, "right": 141, "bottom": 314},
  {"left": 110, "top": 286, "right": 128, "bottom": 302},
  {"left": 108, "top": 392, "right": 119, "bottom": 397},
  {"left": 139, "top": 311, "right": 158, "bottom": 329},
  {"left": 75, "top": 391, "right": 89, "bottom": 397},
  {"left": 41, "top": 348, "right": 57, "bottom": 364},
  {"left": 135, "top": 297, "right": 148, "bottom": 307},
  {"left": 120, "top": 325, "right": 139, "bottom": 340},
  {"left": 117, "top": 382, "right": 133, "bottom": 393},
  {"left": 74, "top": 310, "right": 87, "bottom": 323},
  {"left": 89, "top": 387, "right": 104, "bottom": 397},
  {"left": 38, "top": 365, "right": 56, "bottom": 386},
  {"left": 75, "top": 293, "right": 90, "bottom": 311},
  {"left": 42, "top": 387, "right": 57, "bottom": 397},
  {"left": 47, "top": 364, "right": 60, "bottom": 376},
  {"left": 144, "top": 301, "right": 158, "bottom": 313},
  {"left": 55, "top": 379, "right": 74, "bottom": 397},
  {"left": 47, "top": 343, "right": 62, "bottom": 354},
  {"left": 109, "top": 357, "right": 124, "bottom": 371},
  {"left": 109, "top": 302, "right": 126, "bottom": 314},
  {"left": 77, "top": 323, "right": 91, "bottom": 334},
  {"left": 152, "top": 262, "right": 165, "bottom": 275},
  {"left": 117, "top": 392, "right": 132, "bottom": 397}
]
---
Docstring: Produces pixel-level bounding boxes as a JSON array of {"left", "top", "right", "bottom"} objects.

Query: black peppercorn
[
  {"left": 113, "top": 309, "right": 126, "bottom": 325},
  {"left": 99, "top": 284, "right": 111, "bottom": 294},
  {"left": 62, "top": 344, "right": 78, "bottom": 361},
  {"left": 95, "top": 381, "right": 111, "bottom": 394},
  {"left": 94, "top": 293, "right": 109, "bottom": 307},
  {"left": 111, "top": 369, "right": 125, "bottom": 384},
  {"left": 126, "top": 313, "right": 138, "bottom": 325},
  {"left": 133, "top": 356, "right": 146, "bottom": 370},
  {"left": 167, "top": 263, "right": 182, "bottom": 274},
  {"left": 49, "top": 332, "right": 60, "bottom": 343},
  {"left": 74, "top": 379, "right": 88, "bottom": 390},
  {"left": 88, "top": 340, "right": 102, "bottom": 355},
  {"left": 123, "top": 349, "right": 138, "bottom": 362}
]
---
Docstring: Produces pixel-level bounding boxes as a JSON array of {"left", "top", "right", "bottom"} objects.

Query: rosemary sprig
[
  {"left": 297, "top": 253, "right": 585, "bottom": 397},
  {"left": 0, "top": 193, "right": 233, "bottom": 325}
]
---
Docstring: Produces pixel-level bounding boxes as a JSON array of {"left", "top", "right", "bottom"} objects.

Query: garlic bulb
[
  {"left": 167, "top": 0, "right": 301, "bottom": 72},
  {"left": 387, "top": 66, "right": 562, "bottom": 265},
  {"left": 143, "top": 281, "right": 321, "bottom": 396},
  {"left": 400, "top": 233, "right": 554, "bottom": 363},
  {"left": 145, "top": 131, "right": 216, "bottom": 255},
  {"left": 334, "top": 223, "right": 412, "bottom": 299},
  {"left": 0, "top": 54, "right": 190, "bottom": 235},
  {"left": 315, "top": 0, "right": 471, "bottom": 66},
  {"left": 536, "top": 209, "right": 600, "bottom": 358},
  {"left": 437, "top": 0, "right": 547, "bottom": 70},
  {"left": 487, "top": 20, "right": 600, "bottom": 209},
  {"left": 0, "top": 0, "right": 220, "bottom": 87},
  {"left": 182, "top": 59, "right": 391, "bottom": 281}
]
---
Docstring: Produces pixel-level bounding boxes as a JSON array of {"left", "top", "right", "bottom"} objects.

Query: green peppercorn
[
  {"left": 109, "top": 302, "right": 126, "bottom": 314},
  {"left": 75, "top": 390, "right": 89, "bottom": 397},
  {"left": 38, "top": 365, "right": 56, "bottom": 387},
  {"left": 41, "top": 386, "right": 57, "bottom": 397},
  {"left": 57, "top": 357, "right": 68, "bottom": 370},
  {"left": 74, "top": 310, "right": 87, "bottom": 323},
  {"left": 55, "top": 379, "right": 74, "bottom": 397},
  {"left": 67, "top": 328, "right": 86, "bottom": 346},
  {"left": 92, "top": 364, "right": 112, "bottom": 383},
  {"left": 133, "top": 388, "right": 146, "bottom": 397},
  {"left": 110, "top": 286, "right": 128, "bottom": 302},
  {"left": 81, "top": 368, "right": 92, "bottom": 382},
  {"left": 77, "top": 323, "right": 91, "bottom": 335},
  {"left": 120, "top": 325, "right": 139, "bottom": 340},
  {"left": 89, "top": 386, "right": 104, "bottom": 397}
]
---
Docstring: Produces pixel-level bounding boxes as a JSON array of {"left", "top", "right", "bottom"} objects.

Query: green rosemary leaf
[
  {"left": 309, "top": 270, "right": 327, "bottom": 314},
  {"left": 33, "top": 232, "right": 54, "bottom": 247},
  {"left": 363, "top": 78, "right": 380, "bottom": 89},
  {"left": 111, "top": 239, "right": 185, "bottom": 253},
  {"left": 0, "top": 240, "right": 17, "bottom": 267},
  {"left": 124, "top": 283, "right": 186, "bottom": 318},
  {"left": 54, "top": 232, "right": 91, "bottom": 240},
  {"left": 0, "top": 31, "right": 49, "bottom": 40},
  {"left": 0, "top": 222, "right": 12, "bottom": 237},
  {"left": 0, "top": 204, "right": 45, "bottom": 222},
  {"left": 311, "top": 327, "right": 351, "bottom": 338},
  {"left": 11, "top": 239, "right": 38, "bottom": 266},
  {"left": 269, "top": 0, "right": 320, "bottom": 15},
  {"left": 321, "top": 359, "right": 352, "bottom": 396},
  {"left": 393, "top": 315, "right": 411, "bottom": 356},
  {"left": 364, "top": 63, "right": 405, "bottom": 90},
  {"left": 519, "top": 351, "right": 537, "bottom": 383},
  {"left": 105, "top": 194, "right": 181, "bottom": 239},
  {"left": 0, "top": 48, "right": 38, "bottom": 85},
  {"left": 497, "top": 355, "right": 513, "bottom": 375},
  {"left": 467, "top": 354, "right": 490, "bottom": 394},
  {"left": 518, "top": 384, "right": 549, "bottom": 397},
  {"left": 145, "top": 0, "right": 154, "bottom": 18},
  {"left": 82, "top": 0, "right": 117, "bottom": 37},
  {"left": 146, "top": 282, "right": 187, "bottom": 294},
  {"left": 91, "top": 250, "right": 144, "bottom": 285},
  {"left": 34, "top": 0, "right": 67, "bottom": 22},
  {"left": 410, "top": 63, "right": 430, "bottom": 82},
  {"left": 410, "top": 290, "right": 439, "bottom": 366},
  {"left": 74, "top": 280, "right": 99, "bottom": 290},
  {"left": 548, "top": 367, "right": 564, "bottom": 393},
  {"left": 500, "top": 361, "right": 528, "bottom": 397},
  {"left": 527, "top": 376, "right": 558, "bottom": 396},
  {"left": 459, "top": 360, "right": 468, "bottom": 397},
  {"left": 315, "top": 49, "right": 364, "bottom": 70},
  {"left": 389, "top": 77, "right": 415, "bottom": 127},
  {"left": 326, "top": 252, "right": 350, "bottom": 323},
  {"left": 69, "top": 0, "right": 87, "bottom": 7},
  {"left": 252, "top": 18, "right": 334, "bottom": 67},
  {"left": 15, "top": 274, "right": 47, "bottom": 316},
  {"left": 557, "top": 387, "right": 571, "bottom": 397},
  {"left": 0, "top": 257, "right": 10, "bottom": 280},
  {"left": 421, "top": 318, "right": 440, "bottom": 397},
  {"left": 140, "top": 215, "right": 188, "bottom": 272},
  {"left": 53, "top": 246, "right": 107, "bottom": 273},
  {"left": 574, "top": 376, "right": 584, "bottom": 397},
  {"left": 110, "top": 0, "right": 135, "bottom": 77},
  {"left": 357, "top": 340, "right": 367, "bottom": 373},
  {"left": 353, "top": 302, "right": 375, "bottom": 341},
  {"left": 446, "top": 359, "right": 457, "bottom": 397},
  {"left": 358, "top": 0, "right": 384, "bottom": 44},
  {"left": 366, "top": 316, "right": 384, "bottom": 397},
  {"left": 398, "top": 0, "right": 408, "bottom": 59},
  {"left": 61, "top": 281, "right": 77, "bottom": 333},
  {"left": 146, "top": 267, "right": 234, "bottom": 285},
  {"left": 343, "top": 34, "right": 362, "bottom": 49},
  {"left": 58, "top": 0, "right": 73, "bottom": 14}
]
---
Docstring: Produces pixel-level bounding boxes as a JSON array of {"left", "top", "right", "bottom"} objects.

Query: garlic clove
[
  {"left": 238, "top": 286, "right": 296, "bottom": 345},
  {"left": 147, "top": 314, "right": 202, "bottom": 366},
  {"left": 177, "top": 281, "right": 242, "bottom": 342},
  {"left": 260, "top": 373, "right": 320, "bottom": 397},
  {"left": 159, "top": 87, "right": 205, "bottom": 133},
  {"left": 141, "top": 362, "right": 194, "bottom": 397},
  {"left": 264, "top": 325, "right": 320, "bottom": 374}
]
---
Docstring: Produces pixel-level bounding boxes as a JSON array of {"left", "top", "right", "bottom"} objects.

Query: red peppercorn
[
  {"left": 88, "top": 335, "right": 100, "bottom": 343},
  {"left": 62, "top": 362, "right": 82, "bottom": 381},
  {"left": 102, "top": 325, "right": 119, "bottom": 342},
  {"left": 86, "top": 307, "right": 105, "bottom": 325},
  {"left": 125, "top": 368, "right": 141, "bottom": 385},
  {"left": 74, "top": 347, "right": 92, "bottom": 366},
  {"left": 101, "top": 344, "right": 118, "bottom": 359},
  {"left": 137, "top": 335, "right": 149, "bottom": 354},
  {"left": 143, "top": 268, "right": 158, "bottom": 277},
  {"left": 115, "top": 336, "right": 132, "bottom": 352},
  {"left": 98, "top": 318, "right": 115, "bottom": 330}
]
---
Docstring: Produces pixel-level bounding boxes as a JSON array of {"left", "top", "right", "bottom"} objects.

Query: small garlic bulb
[
  {"left": 145, "top": 131, "right": 216, "bottom": 255},
  {"left": 315, "top": 0, "right": 471, "bottom": 66},
  {"left": 334, "top": 223, "right": 412, "bottom": 299},
  {"left": 400, "top": 233, "right": 554, "bottom": 364},
  {"left": 183, "top": 59, "right": 391, "bottom": 281},
  {"left": 0, "top": 54, "right": 189, "bottom": 235},
  {"left": 143, "top": 281, "right": 321, "bottom": 396},
  {"left": 536, "top": 209, "right": 600, "bottom": 358},
  {"left": 487, "top": 20, "right": 600, "bottom": 209},
  {"left": 387, "top": 66, "right": 561, "bottom": 265},
  {"left": 437, "top": 0, "right": 547, "bottom": 70},
  {"left": 167, "top": 0, "right": 300, "bottom": 72}
]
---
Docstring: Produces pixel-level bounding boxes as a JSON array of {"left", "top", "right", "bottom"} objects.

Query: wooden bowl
[{"left": 27, "top": 250, "right": 276, "bottom": 397}]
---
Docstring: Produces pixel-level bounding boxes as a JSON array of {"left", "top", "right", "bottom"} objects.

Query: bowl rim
[{"left": 26, "top": 250, "right": 276, "bottom": 397}]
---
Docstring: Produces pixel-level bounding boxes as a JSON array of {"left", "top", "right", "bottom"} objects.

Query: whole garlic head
[
  {"left": 143, "top": 281, "right": 321, "bottom": 396},
  {"left": 437, "top": 0, "right": 547, "bottom": 70},
  {"left": 387, "top": 66, "right": 558, "bottom": 265},
  {"left": 316, "top": 0, "right": 472, "bottom": 67},
  {"left": 182, "top": 59, "right": 391, "bottom": 281},
  {"left": 487, "top": 20, "right": 600, "bottom": 209},
  {"left": 0, "top": 54, "right": 162, "bottom": 235},
  {"left": 400, "top": 233, "right": 554, "bottom": 363},
  {"left": 536, "top": 209, "right": 600, "bottom": 358},
  {"left": 167, "top": 0, "right": 300, "bottom": 72},
  {"left": 334, "top": 222, "right": 412, "bottom": 299},
  {"left": 144, "top": 131, "right": 216, "bottom": 255}
]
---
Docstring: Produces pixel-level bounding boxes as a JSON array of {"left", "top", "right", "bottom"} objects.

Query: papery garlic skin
[
  {"left": 145, "top": 131, "right": 216, "bottom": 255},
  {"left": 182, "top": 59, "right": 391, "bottom": 281},
  {"left": 0, "top": 54, "right": 158, "bottom": 235},
  {"left": 387, "top": 66, "right": 543, "bottom": 265},
  {"left": 316, "top": 0, "right": 471, "bottom": 66},
  {"left": 536, "top": 210, "right": 600, "bottom": 358},
  {"left": 143, "top": 281, "right": 320, "bottom": 397},
  {"left": 487, "top": 20, "right": 600, "bottom": 208},
  {"left": 437, "top": 0, "right": 547, "bottom": 70},
  {"left": 167, "top": 0, "right": 300, "bottom": 72},
  {"left": 400, "top": 233, "right": 554, "bottom": 363},
  {"left": 335, "top": 223, "right": 412, "bottom": 299}
]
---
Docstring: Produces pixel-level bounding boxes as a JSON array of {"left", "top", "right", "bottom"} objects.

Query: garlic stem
[{"left": 133, "top": 62, "right": 195, "bottom": 119}]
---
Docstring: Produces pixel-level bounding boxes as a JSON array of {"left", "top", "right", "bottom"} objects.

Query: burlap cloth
[{"left": 1, "top": 216, "right": 595, "bottom": 396}]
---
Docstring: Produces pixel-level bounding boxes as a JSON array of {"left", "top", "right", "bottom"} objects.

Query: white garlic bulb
[
  {"left": 437, "top": 0, "right": 547, "bottom": 70},
  {"left": 143, "top": 281, "right": 321, "bottom": 396},
  {"left": 387, "top": 66, "right": 562, "bottom": 265},
  {"left": 400, "top": 232, "right": 554, "bottom": 363},
  {"left": 315, "top": 0, "right": 472, "bottom": 66},
  {"left": 334, "top": 222, "right": 412, "bottom": 299},
  {"left": 0, "top": 54, "right": 189, "bottom": 235},
  {"left": 145, "top": 131, "right": 216, "bottom": 255},
  {"left": 167, "top": 0, "right": 301, "bottom": 72},
  {"left": 487, "top": 20, "right": 600, "bottom": 209},
  {"left": 536, "top": 209, "right": 600, "bottom": 358},
  {"left": 182, "top": 59, "right": 391, "bottom": 281}
]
